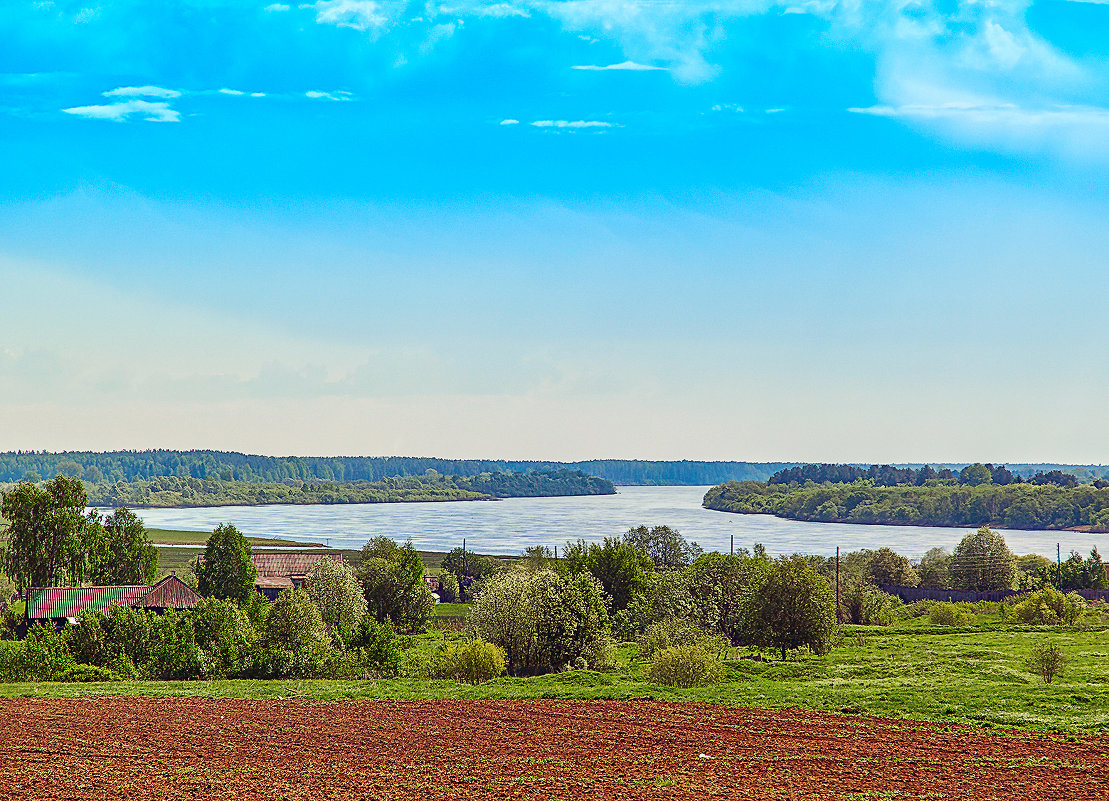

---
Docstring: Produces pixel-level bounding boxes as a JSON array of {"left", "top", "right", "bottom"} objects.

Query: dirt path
[{"left": 0, "top": 698, "right": 1105, "bottom": 800}]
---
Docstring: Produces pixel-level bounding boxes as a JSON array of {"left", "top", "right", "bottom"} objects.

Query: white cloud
[
  {"left": 103, "top": 85, "right": 180, "bottom": 99},
  {"left": 63, "top": 99, "right": 180, "bottom": 123},
  {"left": 531, "top": 119, "right": 613, "bottom": 128},
  {"left": 500, "top": 118, "right": 519, "bottom": 125},
  {"left": 302, "top": 0, "right": 390, "bottom": 32},
  {"left": 711, "top": 103, "right": 743, "bottom": 112},
  {"left": 219, "top": 88, "right": 245, "bottom": 96},
  {"left": 251, "top": 92, "right": 267, "bottom": 98},
  {"left": 305, "top": 90, "right": 355, "bottom": 101},
  {"left": 265, "top": 3, "right": 291, "bottom": 10},
  {"left": 571, "top": 60, "right": 667, "bottom": 71}
]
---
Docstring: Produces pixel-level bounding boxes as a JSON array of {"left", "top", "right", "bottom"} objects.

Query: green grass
[
  {"left": 432, "top": 603, "right": 471, "bottom": 617},
  {"left": 146, "top": 528, "right": 323, "bottom": 547},
  {"left": 4, "top": 626, "right": 1108, "bottom": 734}
]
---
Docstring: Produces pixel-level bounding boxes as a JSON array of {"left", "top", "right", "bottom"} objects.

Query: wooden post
[{"left": 836, "top": 546, "right": 841, "bottom": 624}]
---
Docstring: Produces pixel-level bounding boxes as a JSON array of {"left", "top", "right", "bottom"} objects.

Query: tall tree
[
  {"left": 0, "top": 476, "right": 95, "bottom": 590},
  {"left": 196, "top": 523, "right": 257, "bottom": 602},
  {"left": 87, "top": 507, "right": 158, "bottom": 585},
  {"left": 623, "top": 525, "right": 702, "bottom": 568},
  {"left": 742, "top": 556, "right": 837, "bottom": 661},
  {"left": 305, "top": 558, "right": 367, "bottom": 631},
  {"left": 948, "top": 526, "right": 1015, "bottom": 591}
]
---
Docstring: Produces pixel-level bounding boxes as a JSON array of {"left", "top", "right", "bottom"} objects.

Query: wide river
[{"left": 132, "top": 485, "right": 1102, "bottom": 560}]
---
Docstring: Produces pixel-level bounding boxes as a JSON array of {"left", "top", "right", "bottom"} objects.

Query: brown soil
[{"left": 0, "top": 698, "right": 1106, "bottom": 800}]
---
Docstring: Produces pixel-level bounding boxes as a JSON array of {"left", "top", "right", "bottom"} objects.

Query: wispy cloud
[
  {"left": 219, "top": 88, "right": 267, "bottom": 97},
  {"left": 500, "top": 118, "right": 519, "bottom": 125},
  {"left": 265, "top": 3, "right": 291, "bottom": 10},
  {"left": 103, "top": 86, "right": 180, "bottom": 99},
  {"left": 305, "top": 90, "right": 355, "bottom": 101},
  {"left": 302, "top": 0, "right": 388, "bottom": 32},
  {"left": 63, "top": 100, "right": 180, "bottom": 123},
  {"left": 531, "top": 119, "right": 613, "bottom": 129},
  {"left": 571, "top": 61, "right": 667, "bottom": 72}
]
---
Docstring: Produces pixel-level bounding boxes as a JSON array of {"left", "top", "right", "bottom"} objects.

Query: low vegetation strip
[
  {"left": 79, "top": 469, "right": 614, "bottom": 508},
  {"left": 704, "top": 479, "right": 1109, "bottom": 530},
  {"left": 0, "top": 698, "right": 1104, "bottom": 801}
]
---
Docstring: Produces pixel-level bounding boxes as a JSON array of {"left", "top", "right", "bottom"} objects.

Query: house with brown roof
[
  {"left": 25, "top": 575, "right": 203, "bottom": 628},
  {"left": 251, "top": 552, "right": 344, "bottom": 600}
]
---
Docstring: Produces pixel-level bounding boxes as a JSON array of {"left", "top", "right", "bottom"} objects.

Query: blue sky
[{"left": 2, "top": 1, "right": 1109, "bottom": 462}]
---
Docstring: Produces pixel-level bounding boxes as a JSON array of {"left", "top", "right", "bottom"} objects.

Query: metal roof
[
  {"left": 26, "top": 585, "right": 151, "bottom": 620},
  {"left": 251, "top": 552, "right": 342, "bottom": 579},
  {"left": 133, "top": 575, "right": 203, "bottom": 610}
]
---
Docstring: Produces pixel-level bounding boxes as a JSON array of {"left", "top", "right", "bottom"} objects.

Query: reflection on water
[{"left": 132, "top": 485, "right": 1104, "bottom": 560}]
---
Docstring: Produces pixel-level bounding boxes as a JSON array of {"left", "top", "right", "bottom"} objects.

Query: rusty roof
[
  {"left": 251, "top": 552, "right": 342, "bottom": 578},
  {"left": 26, "top": 585, "right": 151, "bottom": 620},
  {"left": 133, "top": 575, "right": 203, "bottom": 610},
  {"left": 254, "top": 576, "right": 295, "bottom": 589}
]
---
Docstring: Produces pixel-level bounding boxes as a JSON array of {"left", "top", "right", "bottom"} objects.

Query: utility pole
[
  {"left": 730, "top": 534, "right": 734, "bottom": 556},
  {"left": 1057, "top": 542, "right": 1062, "bottom": 588},
  {"left": 463, "top": 538, "right": 467, "bottom": 578},
  {"left": 836, "top": 546, "right": 841, "bottom": 624}
]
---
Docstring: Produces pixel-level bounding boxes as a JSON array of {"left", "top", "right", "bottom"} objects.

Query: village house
[
  {"left": 251, "top": 552, "right": 344, "bottom": 600},
  {"left": 25, "top": 574, "right": 203, "bottom": 628}
]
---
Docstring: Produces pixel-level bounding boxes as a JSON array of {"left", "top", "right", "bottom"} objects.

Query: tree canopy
[{"left": 196, "top": 523, "right": 257, "bottom": 603}]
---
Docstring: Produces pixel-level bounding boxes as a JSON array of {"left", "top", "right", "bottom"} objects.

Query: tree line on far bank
[{"left": 704, "top": 475, "right": 1109, "bottom": 531}]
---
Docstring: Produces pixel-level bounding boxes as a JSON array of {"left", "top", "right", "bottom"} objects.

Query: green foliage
[
  {"left": 344, "top": 616, "right": 402, "bottom": 677},
  {"left": 468, "top": 569, "right": 610, "bottom": 676},
  {"left": 685, "top": 551, "right": 770, "bottom": 645},
  {"left": 437, "top": 637, "right": 506, "bottom": 684},
  {"left": 0, "top": 476, "right": 99, "bottom": 589},
  {"left": 705, "top": 478, "right": 1109, "bottom": 531},
  {"left": 613, "top": 569, "right": 696, "bottom": 639},
  {"left": 636, "top": 618, "right": 730, "bottom": 659},
  {"left": 917, "top": 547, "right": 951, "bottom": 588},
  {"left": 928, "top": 602, "right": 972, "bottom": 626},
  {"left": 647, "top": 645, "right": 723, "bottom": 688},
  {"left": 840, "top": 583, "right": 899, "bottom": 626},
  {"left": 440, "top": 546, "right": 497, "bottom": 581},
  {"left": 356, "top": 538, "right": 434, "bottom": 633},
  {"left": 146, "top": 609, "right": 201, "bottom": 680},
  {"left": 196, "top": 523, "right": 257, "bottom": 603},
  {"left": 867, "top": 547, "right": 918, "bottom": 587},
  {"left": 0, "top": 624, "right": 75, "bottom": 681},
  {"left": 1007, "top": 586, "right": 1082, "bottom": 626},
  {"left": 83, "top": 469, "right": 613, "bottom": 508},
  {"left": 86, "top": 507, "right": 158, "bottom": 585},
  {"left": 192, "top": 597, "right": 258, "bottom": 679},
  {"left": 742, "top": 556, "right": 837, "bottom": 660},
  {"left": 949, "top": 527, "right": 1016, "bottom": 591},
  {"left": 1027, "top": 642, "right": 1066, "bottom": 684},
  {"left": 264, "top": 589, "right": 328, "bottom": 654},
  {"left": 560, "top": 537, "right": 653, "bottom": 612},
  {"left": 437, "top": 571, "right": 460, "bottom": 603},
  {"left": 622, "top": 525, "right": 702, "bottom": 569},
  {"left": 1060, "top": 548, "right": 1108, "bottom": 590},
  {"left": 305, "top": 558, "right": 367, "bottom": 632}
]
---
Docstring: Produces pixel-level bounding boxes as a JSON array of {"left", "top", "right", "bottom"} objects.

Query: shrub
[
  {"left": 1008, "top": 587, "right": 1082, "bottom": 626},
  {"left": 647, "top": 645, "right": 723, "bottom": 688},
  {"left": 1027, "top": 641, "right": 1066, "bottom": 684},
  {"left": 928, "top": 602, "right": 972, "bottom": 626},
  {"left": 55, "top": 664, "right": 119, "bottom": 683},
  {"left": 581, "top": 632, "right": 619, "bottom": 671},
  {"left": 0, "top": 624, "right": 75, "bottom": 681},
  {"left": 438, "top": 638, "right": 506, "bottom": 684},
  {"left": 345, "top": 616, "right": 402, "bottom": 677},
  {"left": 636, "top": 617, "right": 729, "bottom": 659},
  {"left": 438, "top": 571, "right": 459, "bottom": 604},
  {"left": 192, "top": 597, "right": 258, "bottom": 679}
]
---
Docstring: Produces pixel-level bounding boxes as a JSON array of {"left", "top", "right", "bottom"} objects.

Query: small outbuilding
[
  {"left": 251, "top": 552, "right": 344, "bottom": 600},
  {"left": 25, "top": 575, "right": 203, "bottom": 628}
]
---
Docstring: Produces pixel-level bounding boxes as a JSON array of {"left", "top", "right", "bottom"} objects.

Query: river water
[{"left": 130, "top": 486, "right": 1103, "bottom": 560}]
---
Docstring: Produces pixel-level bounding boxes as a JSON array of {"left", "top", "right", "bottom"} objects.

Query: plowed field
[{"left": 0, "top": 698, "right": 1106, "bottom": 800}]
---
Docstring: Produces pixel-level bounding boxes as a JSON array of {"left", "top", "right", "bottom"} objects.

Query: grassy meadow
[{"left": 3, "top": 622, "right": 1107, "bottom": 735}]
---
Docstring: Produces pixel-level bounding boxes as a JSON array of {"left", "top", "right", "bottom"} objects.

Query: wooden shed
[{"left": 25, "top": 575, "right": 202, "bottom": 627}]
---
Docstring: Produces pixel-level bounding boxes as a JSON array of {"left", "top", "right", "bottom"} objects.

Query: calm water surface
[{"left": 132, "top": 486, "right": 1102, "bottom": 560}]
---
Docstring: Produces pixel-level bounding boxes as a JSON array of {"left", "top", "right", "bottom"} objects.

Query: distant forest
[
  {"left": 1, "top": 451, "right": 1106, "bottom": 487},
  {"left": 0, "top": 451, "right": 793, "bottom": 486},
  {"left": 83, "top": 470, "right": 614, "bottom": 508},
  {"left": 705, "top": 462, "right": 1109, "bottom": 531}
]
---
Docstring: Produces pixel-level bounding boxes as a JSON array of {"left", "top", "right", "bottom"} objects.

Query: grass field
[
  {"left": 3, "top": 625, "right": 1107, "bottom": 734},
  {"left": 146, "top": 528, "right": 323, "bottom": 547}
]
